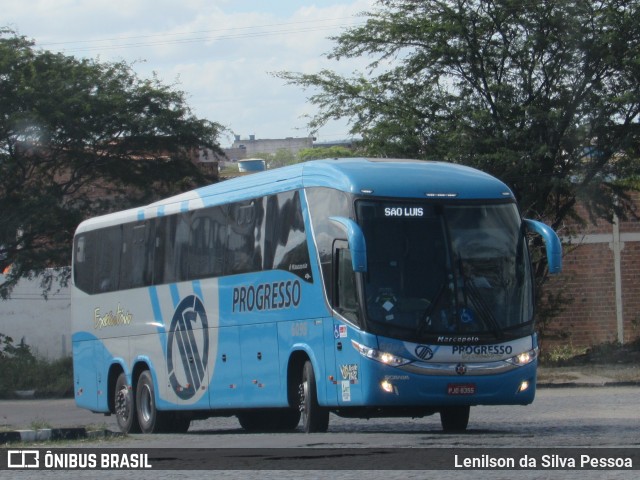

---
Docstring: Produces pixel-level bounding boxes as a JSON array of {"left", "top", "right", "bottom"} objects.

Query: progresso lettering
[
  {"left": 452, "top": 345, "right": 513, "bottom": 356},
  {"left": 233, "top": 280, "right": 301, "bottom": 313}
]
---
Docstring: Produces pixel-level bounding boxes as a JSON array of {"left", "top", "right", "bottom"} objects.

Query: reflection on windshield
[{"left": 357, "top": 201, "right": 533, "bottom": 341}]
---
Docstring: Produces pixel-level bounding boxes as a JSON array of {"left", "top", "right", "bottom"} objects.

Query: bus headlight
[
  {"left": 505, "top": 348, "right": 538, "bottom": 366},
  {"left": 351, "top": 340, "right": 413, "bottom": 367}
]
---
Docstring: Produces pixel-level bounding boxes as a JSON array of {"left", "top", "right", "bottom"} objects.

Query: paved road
[
  {"left": 2, "top": 387, "right": 639, "bottom": 446},
  {"left": 1, "top": 387, "right": 638, "bottom": 479}
]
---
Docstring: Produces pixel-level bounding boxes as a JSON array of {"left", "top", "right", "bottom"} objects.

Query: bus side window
[
  {"left": 306, "top": 187, "right": 352, "bottom": 296},
  {"left": 98, "top": 226, "right": 122, "bottom": 293},
  {"left": 335, "top": 245, "right": 360, "bottom": 324},
  {"left": 121, "top": 222, "right": 153, "bottom": 290},
  {"left": 227, "top": 201, "right": 258, "bottom": 275},
  {"left": 134, "top": 222, "right": 154, "bottom": 288},
  {"left": 264, "top": 190, "right": 312, "bottom": 280},
  {"left": 73, "top": 234, "right": 92, "bottom": 292},
  {"left": 188, "top": 211, "right": 226, "bottom": 279},
  {"left": 160, "top": 213, "right": 190, "bottom": 284}
]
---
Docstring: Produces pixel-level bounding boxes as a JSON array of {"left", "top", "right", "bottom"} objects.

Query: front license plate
[{"left": 447, "top": 383, "right": 476, "bottom": 395}]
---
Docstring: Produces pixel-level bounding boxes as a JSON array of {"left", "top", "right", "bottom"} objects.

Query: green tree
[
  {"left": 253, "top": 148, "right": 298, "bottom": 168},
  {"left": 278, "top": 0, "right": 640, "bottom": 230},
  {"left": 0, "top": 30, "right": 224, "bottom": 298},
  {"left": 297, "top": 145, "right": 357, "bottom": 161}
]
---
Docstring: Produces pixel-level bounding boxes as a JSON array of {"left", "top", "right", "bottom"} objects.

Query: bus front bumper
[{"left": 362, "top": 360, "right": 537, "bottom": 407}]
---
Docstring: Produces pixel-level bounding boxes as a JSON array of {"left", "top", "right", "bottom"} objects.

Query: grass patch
[
  {"left": 540, "top": 344, "right": 588, "bottom": 364},
  {"left": 540, "top": 338, "right": 640, "bottom": 367},
  {"left": 29, "top": 419, "right": 53, "bottom": 430}
]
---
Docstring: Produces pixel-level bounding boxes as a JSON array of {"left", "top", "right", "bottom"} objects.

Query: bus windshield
[{"left": 356, "top": 200, "right": 534, "bottom": 342}]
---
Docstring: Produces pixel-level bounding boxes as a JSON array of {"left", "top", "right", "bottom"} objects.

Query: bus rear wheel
[
  {"left": 136, "top": 370, "right": 165, "bottom": 434},
  {"left": 299, "top": 361, "right": 329, "bottom": 433},
  {"left": 114, "top": 372, "right": 140, "bottom": 434},
  {"left": 439, "top": 405, "right": 470, "bottom": 432}
]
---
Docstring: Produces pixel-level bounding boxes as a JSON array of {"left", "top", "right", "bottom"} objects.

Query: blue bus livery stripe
[
  {"left": 192, "top": 280, "right": 204, "bottom": 301},
  {"left": 170, "top": 283, "right": 181, "bottom": 308},
  {"left": 148, "top": 286, "right": 168, "bottom": 357}
]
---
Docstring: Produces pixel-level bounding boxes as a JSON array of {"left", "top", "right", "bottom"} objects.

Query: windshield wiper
[
  {"left": 417, "top": 282, "right": 447, "bottom": 336},
  {"left": 461, "top": 273, "right": 503, "bottom": 340}
]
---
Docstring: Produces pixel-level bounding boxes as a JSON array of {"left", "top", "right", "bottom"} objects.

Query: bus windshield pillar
[{"left": 329, "top": 216, "right": 367, "bottom": 272}]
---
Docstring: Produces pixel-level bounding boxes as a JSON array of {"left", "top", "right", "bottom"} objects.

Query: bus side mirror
[
  {"left": 524, "top": 219, "right": 562, "bottom": 274},
  {"left": 329, "top": 217, "right": 367, "bottom": 273}
]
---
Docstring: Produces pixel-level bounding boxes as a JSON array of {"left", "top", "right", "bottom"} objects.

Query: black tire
[
  {"left": 299, "top": 361, "right": 329, "bottom": 433},
  {"left": 440, "top": 405, "right": 470, "bottom": 432},
  {"left": 135, "top": 370, "right": 165, "bottom": 434},
  {"left": 114, "top": 372, "right": 140, "bottom": 434}
]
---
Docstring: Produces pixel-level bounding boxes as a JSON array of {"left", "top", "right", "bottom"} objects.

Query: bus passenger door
[{"left": 332, "top": 241, "right": 363, "bottom": 405}]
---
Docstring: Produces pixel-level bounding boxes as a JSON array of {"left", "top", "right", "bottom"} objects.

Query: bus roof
[{"left": 76, "top": 158, "right": 514, "bottom": 233}]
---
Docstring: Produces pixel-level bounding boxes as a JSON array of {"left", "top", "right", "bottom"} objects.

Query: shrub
[{"left": 0, "top": 333, "right": 73, "bottom": 398}]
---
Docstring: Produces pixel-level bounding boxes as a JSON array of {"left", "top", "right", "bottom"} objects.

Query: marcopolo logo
[
  {"left": 167, "top": 295, "right": 209, "bottom": 400},
  {"left": 415, "top": 345, "right": 434, "bottom": 361}
]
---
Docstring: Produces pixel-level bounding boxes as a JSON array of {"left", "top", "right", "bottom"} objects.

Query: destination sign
[{"left": 384, "top": 207, "right": 424, "bottom": 217}]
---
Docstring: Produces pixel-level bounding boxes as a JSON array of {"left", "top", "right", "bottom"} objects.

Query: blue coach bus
[{"left": 71, "top": 158, "right": 561, "bottom": 433}]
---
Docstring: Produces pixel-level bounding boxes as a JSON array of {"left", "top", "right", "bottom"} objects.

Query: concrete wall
[{"left": 0, "top": 274, "right": 71, "bottom": 360}]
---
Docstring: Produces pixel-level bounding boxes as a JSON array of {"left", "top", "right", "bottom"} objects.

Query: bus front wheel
[
  {"left": 299, "top": 361, "right": 329, "bottom": 433},
  {"left": 114, "top": 372, "right": 140, "bottom": 434},
  {"left": 439, "top": 405, "right": 470, "bottom": 432}
]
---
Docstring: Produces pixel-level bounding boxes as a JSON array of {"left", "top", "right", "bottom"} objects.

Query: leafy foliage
[
  {"left": 277, "top": 0, "right": 640, "bottom": 232},
  {"left": 297, "top": 145, "right": 358, "bottom": 161},
  {"left": 251, "top": 148, "right": 299, "bottom": 168},
  {"left": 0, "top": 30, "right": 225, "bottom": 298}
]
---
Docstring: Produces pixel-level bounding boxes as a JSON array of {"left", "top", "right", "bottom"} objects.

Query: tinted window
[
  {"left": 160, "top": 213, "right": 190, "bottom": 284},
  {"left": 264, "top": 190, "right": 312, "bottom": 281},
  {"left": 227, "top": 200, "right": 262, "bottom": 275},
  {"left": 336, "top": 246, "right": 359, "bottom": 323},
  {"left": 306, "top": 187, "right": 351, "bottom": 296},
  {"left": 188, "top": 207, "right": 226, "bottom": 279},
  {"left": 120, "top": 222, "right": 154, "bottom": 290},
  {"left": 73, "top": 189, "right": 313, "bottom": 294}
]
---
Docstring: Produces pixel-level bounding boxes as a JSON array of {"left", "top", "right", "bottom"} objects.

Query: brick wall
[{"left": 544, "top": 194, "right": 640, "bottom": 347}]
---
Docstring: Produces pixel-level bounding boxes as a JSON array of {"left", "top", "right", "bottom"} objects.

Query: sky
[{"left": 2, "top": 0, "right": 377, "bottom": 147}]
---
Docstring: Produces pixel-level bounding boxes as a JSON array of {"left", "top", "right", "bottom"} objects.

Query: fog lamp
[
  {"left": 518, "top": 380, "right": 530, "bottom": 393},
  {"left": 381, "top": 380, "right": 394, "bottom": 393}
]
